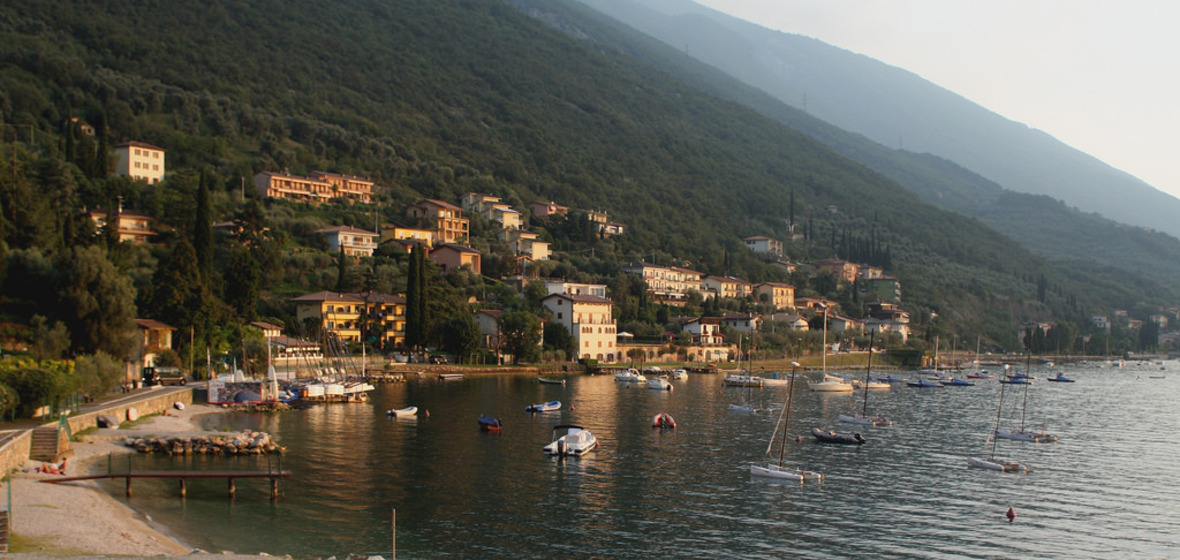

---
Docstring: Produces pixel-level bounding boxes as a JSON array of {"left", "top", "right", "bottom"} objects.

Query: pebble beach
[{"left": 3, "top": 403, "right": 280, "bottom": 560}]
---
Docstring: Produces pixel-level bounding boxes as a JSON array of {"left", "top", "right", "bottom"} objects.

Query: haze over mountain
[{"left": 574, "top": 0, "right": 1180, "bottom": 239}]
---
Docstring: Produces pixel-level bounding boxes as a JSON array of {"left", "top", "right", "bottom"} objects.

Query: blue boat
[
  {"left": 879, "top": 374, "right": 907, "bottom": 383},
  {"left": 1047, "top": 373, "right": 1075, "bottom": 383},
  {"left": 525, "top": 400, "right": 562, "bottom": 413},
  {"left": 939, "top": 378, "right": 975, "bottom": 387},
  {"left": 1000, "top": 377, "right": 1032, "bottom": 385},
  {"left": 477, "top": 415, "right": 503, "bottom": 431},
  {"left": 906, "top": 379, "right": 942, "bottom": 388}
]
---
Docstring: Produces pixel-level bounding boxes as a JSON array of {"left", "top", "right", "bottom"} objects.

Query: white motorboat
[
  {"left": 669, "top": 369, "right": 688, "bottom": 380},
  {"left": 614, "top": 368, "right": 645, "bottom": 382},
  {"left": 387, "top": 406, "right": 418, "bottom": 418},
  {"left": 543, "top": 425, "right": 598, "bottom": 457},
  {"left": 646, "top": 376, "right": 674, "bottom": 391}
]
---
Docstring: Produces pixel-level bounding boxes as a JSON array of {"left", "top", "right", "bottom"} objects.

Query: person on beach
[{"left": 40, "top": 458, "right": 67, "bottom": 475}]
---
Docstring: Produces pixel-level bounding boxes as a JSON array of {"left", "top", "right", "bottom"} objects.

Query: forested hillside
[
  {"left": 0, "top": 0, "right": 1161, "bottom": 380},
  {"left": 530, "top": 0, "right": 1180, "bottom": 301},
  {"left": 574, "top": 0, "right": 1180, "bottom": 239}
]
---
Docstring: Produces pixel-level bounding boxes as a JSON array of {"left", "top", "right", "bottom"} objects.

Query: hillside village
[
  {"left": 75, "top": 137, "right": 934, "bottom": 375},
  {"left": 82, "top": 137, "right": 1176, "bottom": 386}
]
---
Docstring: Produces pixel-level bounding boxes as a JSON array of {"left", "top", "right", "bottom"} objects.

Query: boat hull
[
  {"left": 811, "top": 427, "right": 865, "bottom": 445},
  {"left": 477, "top": 415, "right": 503, "bottom": 431},
  {"left": 967, "top": 456, "right": 1029, "bottom": 472},
  {"left": 652, "top": 413, "right": 677, "bottom": 429},
  {"left": 749, "top": 463, "right": 823, "bottom": 483},
  {"left": 525, "top": 400, "right": 562, "bottom": 413},
  {"left": 995, "top": 429, "right": 1058, "bottom": 443},
  {"left": 387, "top": 406, "right": 418, "bottom": 418}
]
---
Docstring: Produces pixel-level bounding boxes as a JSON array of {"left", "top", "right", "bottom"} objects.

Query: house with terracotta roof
[
  {"left": 317, "top": 225, "right": 378, "bottom": 257},
  {"left": 501, "top": 229, "right": 550, "bottom": 260},
  {"left": 407, "top": 199, "right": 469, "bottom": 245},
  {"left": 542, "top": 293, "right": 618, "bottom": 362},
  {"left": 89, "top": 207, "right": 157, "bottom": 245},
  {"left": 528, "top": 201, "right": 569, "bottom": 221},
  {"left": 704, "top": 276, "right": 752, "bottom": 300},
  {"left": 678, "top": 317, "right": 725, "bottom": 345},
  {"left": 430, "top": 244, "right": 482, "bottom": 275},
  {"left": 722, "top": 313, "right": 763, "bottom": 333},
  {"left": 743, "top": 235, "right": 783, "bottom": 257},
  {"left": 254, "top": 171, "right": 374, "bottom": 204},
  {"left": 290, "top": 291, "right": 406, "bottom": 348},
  {"left": 114, "top": 141, "right": 165, "bottom": 184},
  {"left": 752, "top": 282, "right": 796, "bottom": 311},
  {"left": 816, "top": 259, "right": 859, "bottom": 282},
  {"left": 623, "top": 262, "right": 705, "bottom": 306}
]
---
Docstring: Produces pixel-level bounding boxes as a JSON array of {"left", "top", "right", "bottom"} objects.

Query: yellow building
[
  {"left": 407, "top": 199, "right": 469, "bottom": 245},
  {"left": 255, "top": 171, "right": 374, "bottom": 204},
  {"left": 290, "top": 291, "right": 406, "bottom": 348},
  {"left": 753, "top": 282, "right": 796, "bottom": 311}
]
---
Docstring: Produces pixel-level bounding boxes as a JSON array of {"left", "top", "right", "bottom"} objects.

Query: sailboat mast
[
  {"left": 778, "top": 367, "right": 798, "bottom": 466},
  {"left": 1020, "top": 352, "right": 1032, "bottom": 431},
  {"left": 991, "top": 380, "right": 1007, "bottom": 460},
  {"left": 862, "top": 331, "right": 874, "bottom": 416}
]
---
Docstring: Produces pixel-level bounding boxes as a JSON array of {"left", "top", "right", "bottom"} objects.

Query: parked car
[
  {"left": 143, "top": 366, "right": 187, "bottom": 386},
  {"left": 429, "top": 355, "right": 449, "bottom": 364}
]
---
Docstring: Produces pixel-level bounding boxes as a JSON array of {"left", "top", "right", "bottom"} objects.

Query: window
[{"left": 557, "top": 313, "right": 563, "bottom": 319}]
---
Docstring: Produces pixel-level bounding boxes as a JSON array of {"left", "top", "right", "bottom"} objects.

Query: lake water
[{"left": 109, "top": 360, "right": 1180, "bottom": 559}]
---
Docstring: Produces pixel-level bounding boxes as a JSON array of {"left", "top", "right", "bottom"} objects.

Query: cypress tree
[
  {"left": 335, "top": 246, "right": 348, "bottom": 293},
  {"left": 405, "top": 245, "right": 422, "bottom": 350},
  {"left": 193, "top": 170, "right": 213, "bottom": 283}
]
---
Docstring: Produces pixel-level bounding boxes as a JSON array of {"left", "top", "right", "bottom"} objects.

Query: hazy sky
[{"left": 694, "top": 0, "right": 1180, "bottom": 199}]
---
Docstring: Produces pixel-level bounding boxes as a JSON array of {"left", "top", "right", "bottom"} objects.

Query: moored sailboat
[
  {"left": 968, "top": 380, "right": 1030, "bottom": 472},
  {"left": 838, "top": 332, "right": 893, "bottom": 427},
  {"left": 750, "top": 362, "right": 823, "bottom": 483}
]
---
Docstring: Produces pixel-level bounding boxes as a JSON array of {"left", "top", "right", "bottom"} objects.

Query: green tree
[
  {"left": 193, "top": 170, "right": 214, "bottom": 283},
  {"left": 498, "top": 311, "right": 542, "bottom": 364},
  {"left": 29, "top": 315, "right": 71, "bottom": 361},
  {"left": 441, "top": 313, "right": 482, "bottom": 363},
  {"left": 404, "top": 245, "right": 423, "bottom": 350},
  {"left": 543, "top": 321, "right": 576, "bottom": 360},
  {"left": 74, "top": 351, "right": 124, "bottom": 396},
  {"left": 54, "top": 246, "right": 137, "bottom": 357}
]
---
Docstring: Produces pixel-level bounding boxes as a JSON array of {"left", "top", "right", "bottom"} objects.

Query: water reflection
[{"left": 113, "top": 363, "right": 1180, "bottom": 559}]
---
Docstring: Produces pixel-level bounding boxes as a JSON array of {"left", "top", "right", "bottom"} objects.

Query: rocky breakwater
[{"left": 123, "top": 430, "right": 285, "bottom": 456}]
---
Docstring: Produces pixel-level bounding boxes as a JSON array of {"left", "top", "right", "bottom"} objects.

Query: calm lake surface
[{"left": 111, "top": 360, "right": 1180, "bottom": 559}]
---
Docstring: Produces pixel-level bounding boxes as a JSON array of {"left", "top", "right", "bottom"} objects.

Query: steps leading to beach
[{"left": 29, "top": 426, "right": 71, "bottom": 462}]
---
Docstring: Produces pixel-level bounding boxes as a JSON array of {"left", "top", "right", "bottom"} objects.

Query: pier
[{"left": 41, "top": 469, "right": 293, "bottom": 499}]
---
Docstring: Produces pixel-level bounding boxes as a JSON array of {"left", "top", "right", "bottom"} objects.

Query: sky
[{"left": 693, "top": 0, "right": 1180, "bottom": 199}]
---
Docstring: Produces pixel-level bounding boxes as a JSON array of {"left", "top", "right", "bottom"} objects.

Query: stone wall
[{"left": 0, "top": 387, "right": 194, "bottom": 475}]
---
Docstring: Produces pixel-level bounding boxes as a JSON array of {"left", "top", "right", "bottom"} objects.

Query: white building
[
  {"left": 542, "top": 293, "right": 618, "bottom": 362},
  {"left": 114, "top": 141, "right": 166, "bottom": 184},
  {"left": 317, "top": 225, "right": 378, "bottom": 257},
  {"left": 543, "top": 280, "right": 608, "bottom": 298},
  {"left": 743, "top": 235, "right": 783, "bottom": 257}
]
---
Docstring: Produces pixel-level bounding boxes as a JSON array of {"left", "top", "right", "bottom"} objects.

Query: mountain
[
  {"left": 545, "top": 0, "right": 1180, "bottom": 295},
  {"left": 0, "top": 0, "right": 1164, "bottom": 352},
  {"left": 574, "top": 0, "right": 1180, "bottom": 239}
]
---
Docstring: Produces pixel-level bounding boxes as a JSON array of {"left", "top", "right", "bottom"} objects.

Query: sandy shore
[{"left": 3, "top": 403, "right": 283, "bottom": 560}]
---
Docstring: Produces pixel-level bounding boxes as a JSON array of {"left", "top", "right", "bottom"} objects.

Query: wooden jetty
[{"left": 41, "top": 469, "right": 293, "bottom": 499}]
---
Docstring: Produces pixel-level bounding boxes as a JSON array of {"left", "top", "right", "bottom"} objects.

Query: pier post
[
  {"left": 179, "top": 479, "right": 187, "bottom": 498},
  {"left": 270, "top": 477, "right": 278, "bottom": 500},
  {"left": 228, "top": 478, "right": 236, "bottom": 499},
  {"left": 125, "top": 476, "right": 132, "bottom": 497},
  {"left": 391, "top": 507, "right": 396, "bottom": 560}
]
